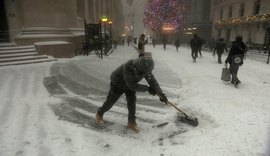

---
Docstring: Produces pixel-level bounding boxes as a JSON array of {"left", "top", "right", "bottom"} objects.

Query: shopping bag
[{"left": 221, "top": 64, "right": 231, "bottom": 82}]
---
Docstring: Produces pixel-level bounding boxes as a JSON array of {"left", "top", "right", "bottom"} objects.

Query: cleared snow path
[{"left": 0, "top": 44, "right": 269, "bottom": 156}]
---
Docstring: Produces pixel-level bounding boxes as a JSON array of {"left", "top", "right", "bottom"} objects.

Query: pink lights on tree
[{"left": 144, "top": 0, "right": 187, "bottom": 32}]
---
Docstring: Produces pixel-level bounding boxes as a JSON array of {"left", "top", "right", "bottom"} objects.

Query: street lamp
[
  {"left": 101, "top": 16, "right": 108, "bottom": 22},
  {"left": 100, "top": 16, "right": 108, "bottom": 58},
  {"left": 108, "top": 20, "right": 112, "bottom": 25},
  {"left": 108, "top": 19, "right": 113, "bottom": 52}
]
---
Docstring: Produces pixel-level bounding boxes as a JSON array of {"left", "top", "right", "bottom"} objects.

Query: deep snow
[{"left": 0, "top": 44, "right": 269, "bottom": 156}]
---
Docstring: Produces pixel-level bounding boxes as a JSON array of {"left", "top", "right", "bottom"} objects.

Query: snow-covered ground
[{"left": 0, "top": 44, "right": 269, "bottom": 156}]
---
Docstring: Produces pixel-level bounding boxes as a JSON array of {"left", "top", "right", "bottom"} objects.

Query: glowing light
[
  {"left": 101, "top": 16, "right": 108, "bottom": 22},
  {"left": 143, "top": 0, "right": 187, "bottom": 32}
]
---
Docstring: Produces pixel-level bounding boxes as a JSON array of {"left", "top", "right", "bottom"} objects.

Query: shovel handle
[
  {"left": 166, "top": 101, "right": 188, "bottom": 117},
  {"left": 156, "top": 93, "right": 188, "bottom": 117}
]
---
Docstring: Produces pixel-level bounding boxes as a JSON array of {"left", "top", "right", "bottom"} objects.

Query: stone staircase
[
  {"left": 0, "top": 43, "right": 57, "bottom": 66},
  {"left": 0, "top": 31, "right": 9, "bottom": 42}
]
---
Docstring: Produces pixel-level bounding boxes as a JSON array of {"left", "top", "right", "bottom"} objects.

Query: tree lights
[{"left": 143, "top": 0, "right": 187, "bottom": 33}]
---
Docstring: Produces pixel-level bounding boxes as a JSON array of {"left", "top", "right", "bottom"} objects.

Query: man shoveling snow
[{"left": 96, "top": 54, "right": 168, "bottom": 133}]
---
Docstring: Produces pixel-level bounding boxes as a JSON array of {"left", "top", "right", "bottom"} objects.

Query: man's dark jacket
[{"left": 110, "top": 59, "right": 162, "bottom": 94}]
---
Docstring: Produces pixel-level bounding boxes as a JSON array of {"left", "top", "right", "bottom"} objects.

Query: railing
[{"left": 75, "top": 20, "right": 113, "bottom": 59}]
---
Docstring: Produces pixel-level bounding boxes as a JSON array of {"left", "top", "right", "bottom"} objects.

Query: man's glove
[
  {"left": 148, "top": 87, "right": 156, "bottom": 96},
  {"left": 159, "top": 93, "right": 168, "bottom": 104}
]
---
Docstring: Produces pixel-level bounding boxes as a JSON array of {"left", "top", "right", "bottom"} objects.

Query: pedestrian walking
[
  {"left": 213, "top": 38, "right": 228, "bottom": 64},
  {"left": 225, "top": 36, "right": 247, "bottom": 88},
  {"left": 113, "top": 38, "right": 118, "bottom": 49},
  {"left": 95, "top": 56, "right": 168, "bottom": 133},
  {"left": 175, "top": 38, "right": 180, "bottom": 52},
  {"left": 162, "top": 36, "right": 168, "bottom": 51},
  {"left": 190, "top": 34, "right": 202, "bottom": 62},
  {"left": 152, "top": 38, "right": 156, "bottom": 48},
  {"left": 198, "top": 37, "right": 203, "bottom": 58},
  {"left": 208, "top": 38, "right": 216, "bottom": 52},
  {"left": 138, "top": 34, "right": 148, "bottom": 57},
  {"left": 122, "top": 38, "right": 125, "bottom": 46}
]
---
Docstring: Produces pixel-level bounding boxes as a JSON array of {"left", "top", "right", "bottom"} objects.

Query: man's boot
[
  {"left": 96, "top": 113, "right": 104, "bottom": 126},
  {"left": 127, "top": 121, "right": 140, "bottom": 133}
]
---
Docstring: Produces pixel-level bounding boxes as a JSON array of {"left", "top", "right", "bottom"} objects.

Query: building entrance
[{"left": 0, "top": 1, "right": 9, "bottom": 42}]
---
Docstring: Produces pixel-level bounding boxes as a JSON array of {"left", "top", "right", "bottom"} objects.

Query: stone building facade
[
  {"left": 185, "top": 0, "right": 212, "bottom": 40},
  {"left": 212, "top": 0, "right": 270, "bottom": 48},
  {"left": 1, "top": 0, "right": 124, "bottom": 48}
]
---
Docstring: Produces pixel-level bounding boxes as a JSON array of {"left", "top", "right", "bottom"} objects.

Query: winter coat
[
  {"left": 190, "top": 37, "right": 202, "bottom": 51},
  {"left": 162, "top": 37, "right": 168, "bottom": 44},
  {"left": 225, "top": 40, "right": 247, "bottom": 65},
  {"left": 214, "top": 40, "right": 228, "bottom": 54},
  {"left": 175, "top": 39, "right": 180, "bottom": 47},
  {"left": 138, "top": 38, "right": 148, "bottom": 53},
  {"left": 110, "top": 59, "right": 162, "bottom": 94}
]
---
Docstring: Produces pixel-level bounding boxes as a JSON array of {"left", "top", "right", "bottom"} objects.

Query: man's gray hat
[{"left": 134, "top": 57, "right": 154, "bottom": 74}]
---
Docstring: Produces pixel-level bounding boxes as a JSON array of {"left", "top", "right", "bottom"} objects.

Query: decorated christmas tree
[{"left": 144, "top": 0, "right": 187, "bottom": 33}]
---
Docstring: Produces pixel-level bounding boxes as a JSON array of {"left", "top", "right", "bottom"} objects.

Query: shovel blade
[{"left": 178, "top": 115, "right": 199, "bottom": 127}]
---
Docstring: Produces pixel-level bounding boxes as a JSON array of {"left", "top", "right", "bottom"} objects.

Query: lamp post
[
  {"left": 108, "top": 20, "right": 113, "bottom": 53},
  {"left": 100, "top": 16, "right": 108, "bottom": 58},
  {"left": 108, "top": 20, "right": 112, "bottom": 37}
]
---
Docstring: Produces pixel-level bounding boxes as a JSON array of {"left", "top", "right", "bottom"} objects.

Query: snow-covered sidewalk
[{"left": 0, "top": 44, "right": 269, "bottom": 156}]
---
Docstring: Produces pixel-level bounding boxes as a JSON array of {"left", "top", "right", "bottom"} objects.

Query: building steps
[
  {"left": 0, "top": 44, "right": 57, "bottom": 66},
  {"left": 0, "top": 31, "right": 9, "bottom": 42}
]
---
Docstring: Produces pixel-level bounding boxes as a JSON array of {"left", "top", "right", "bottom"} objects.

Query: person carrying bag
[{"left": 225, "top": 36, "right": 247, "bottom": 88}]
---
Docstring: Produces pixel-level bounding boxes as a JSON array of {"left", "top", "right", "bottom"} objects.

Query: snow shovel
[{"left": 157, "top": 94, "right": 199, "bottom": 127}]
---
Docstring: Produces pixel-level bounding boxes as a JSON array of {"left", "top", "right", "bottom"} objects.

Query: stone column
[
  {"left": 84, "top": 0, "right": 89, "bottom": 23},
  {"left": 89, "top": 0, "right": 96, "bottom": 23}
]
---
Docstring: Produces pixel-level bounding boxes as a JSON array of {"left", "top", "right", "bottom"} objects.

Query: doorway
[{"left": 0, "top": 0, "right": 9, "bottom": 42}]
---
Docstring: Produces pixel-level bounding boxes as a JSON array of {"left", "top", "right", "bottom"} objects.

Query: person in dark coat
[
  {"left": 175, "top": 38, "right": 180, "bottom": 52},
  {"left": 190, "top": 34, "right": 202, "bottom": 62},
  {"left": 213, "top": 38, "right": 228, "bottom": 64},
  {"left": 208, "top": 38, "right": 216, "bottom": 52},
  {"left": 95, "top": 55, "right": 168, "bottom": 133},
  {"left": 198, "top": 37, "right": 204, "bottom": 58},
  {"left": 138, "top": 34, "right": 148, "bottom": 57},
  {"left": 152, "top": 38, "right": 156, "bottom": 48},
  {"left": 225, "top": 36, "right": 247, "bottom": 87},
  {"left": 162, "top": 36, "right": 168, "bottom": 51}
]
